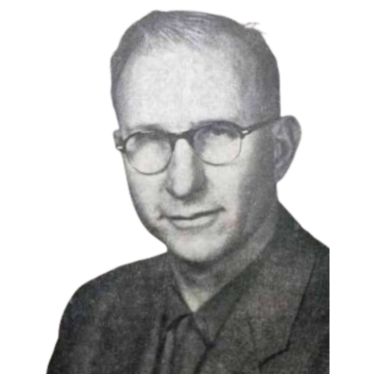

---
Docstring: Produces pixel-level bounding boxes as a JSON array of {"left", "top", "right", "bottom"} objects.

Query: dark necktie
[{"left": 157, "top": 314, "right": 208, "bottom": 374}]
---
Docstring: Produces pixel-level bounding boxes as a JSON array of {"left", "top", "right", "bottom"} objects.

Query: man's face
[{"left": 116, "top": 42, "right": 277, "bottom": 264}]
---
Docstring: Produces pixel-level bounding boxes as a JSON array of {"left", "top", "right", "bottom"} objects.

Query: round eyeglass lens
[
  {"left": 194, "top": 122, "right": 241, "bottom": 165},
  {"left": 125, "top": 132, "right": 171, "bottom": 174}
]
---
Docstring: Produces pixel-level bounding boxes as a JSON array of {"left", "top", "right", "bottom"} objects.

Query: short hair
[{"left": 111, "top": 11, "right": 280, "bottom": 117}]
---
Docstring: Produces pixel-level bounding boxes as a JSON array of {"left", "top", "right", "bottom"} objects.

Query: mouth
[{"left": 165, "top": 208, "right": 224, "bottom": 230}]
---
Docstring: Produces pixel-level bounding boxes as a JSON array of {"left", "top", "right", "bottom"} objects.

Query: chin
[{"left": 166, "top": 235, "right": 231, "bottom": 266}]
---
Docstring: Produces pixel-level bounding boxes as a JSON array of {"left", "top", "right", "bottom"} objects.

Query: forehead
[{"left": 116, "top": 41, "right": 259, "bottom": 132}]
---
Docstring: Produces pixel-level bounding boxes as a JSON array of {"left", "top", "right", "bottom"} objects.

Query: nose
[{"left": 165, "top": 139, "right": 206, "bottom": 199}]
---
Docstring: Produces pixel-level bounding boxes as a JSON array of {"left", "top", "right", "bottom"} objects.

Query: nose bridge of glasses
[{"left": 169, "top": 128, "right": 197, "bottom": 150}]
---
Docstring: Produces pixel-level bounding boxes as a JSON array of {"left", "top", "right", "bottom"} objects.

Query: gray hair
[{"left": 111, "top": 11, "right": 280, "bottom": 116}]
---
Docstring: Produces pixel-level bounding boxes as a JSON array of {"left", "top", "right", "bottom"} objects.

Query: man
[{"left": 48, "top": 11, "right": 329, "bottom": 374}]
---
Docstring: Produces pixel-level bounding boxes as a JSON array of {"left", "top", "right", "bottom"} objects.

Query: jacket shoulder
[
  {"left": 83, "top": 253, "right": 167, "bottom": 287},
  {"left": 278, "top": 207, "right": 329, "bottom": 315},
  {"left": 47, "top": 254, "right": 167, "bottom": 374},
  {"left": 69, "top": 253, "right": 167, "bottom": 311},
  {"left": 277, "top": 204, "right": 329, "bottom": 259}
]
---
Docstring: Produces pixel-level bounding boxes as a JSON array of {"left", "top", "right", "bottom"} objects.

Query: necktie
[{"left": 157, "top": 314, "right": 208, "bottom": 374}]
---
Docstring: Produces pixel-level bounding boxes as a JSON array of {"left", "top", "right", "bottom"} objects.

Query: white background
[{"left": 1, "top": 1, "right": 373, "bottom": 373}]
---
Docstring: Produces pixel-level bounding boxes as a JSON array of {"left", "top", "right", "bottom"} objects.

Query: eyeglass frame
[{"left": 113, "top": 119, "right": 276, "bottom": 175}]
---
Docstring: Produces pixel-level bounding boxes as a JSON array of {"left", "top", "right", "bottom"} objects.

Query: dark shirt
[{"left": 156, "top": 260, "right": 259, "bottom": 374}]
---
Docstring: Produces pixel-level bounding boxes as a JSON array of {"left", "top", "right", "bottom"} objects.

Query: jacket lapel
[
  {"left": 96, "top": 255, "right": 170, "bottom": 374},
  {"left": 243, "top": 234, "right": 315, "bottom": 364},
  {"left": 136, "top": 304, "right": 165, "bottom": 374},
  {"left": 199, "top": 209, "right": 316, "bottom": 374},
  {"left": 198, "top": 305, "right": 260, "bottom": 374},
  {"left": 135, "top": 255, "right": 170, "bottom": 374}
]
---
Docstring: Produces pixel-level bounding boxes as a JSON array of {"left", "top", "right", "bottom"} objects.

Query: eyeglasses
[{"left": 114, "top": 119, "right": 274, "bottom": 175}]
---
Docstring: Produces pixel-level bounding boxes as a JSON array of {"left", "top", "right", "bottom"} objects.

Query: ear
[{"left": 272, "top": 116, "right": 301, "bottom": 182}]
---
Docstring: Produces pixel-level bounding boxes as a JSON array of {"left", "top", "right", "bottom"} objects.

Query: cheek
[
  {"left": 236, "top": 140, "right": 277, "bottom": 228},
  {"left": 207, "top": 135, "right": 276, "bottom": 219},
  {"left": 206, "top": 166, "right": 252, "bottom": 221},
  {"left": 125, "top": 167, "right": 163, "bottom": 220}
]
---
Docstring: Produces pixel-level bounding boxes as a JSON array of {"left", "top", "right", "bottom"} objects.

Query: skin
[{"left": 114, "top": 40, "right": 300, "bottom": 310}]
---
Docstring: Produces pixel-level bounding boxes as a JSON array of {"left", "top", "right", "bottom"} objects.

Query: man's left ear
[{"left": 272, "top": 116, "right": 301, "bottom": 182}]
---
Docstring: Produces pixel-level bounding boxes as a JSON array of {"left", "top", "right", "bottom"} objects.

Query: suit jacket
[{"left": 48, "top": 207, "right": 329, "bottom": 374}]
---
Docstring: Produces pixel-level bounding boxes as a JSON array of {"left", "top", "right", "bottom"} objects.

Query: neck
[{"left": 168, "top": 201, "right": 279, "bottom": 312}]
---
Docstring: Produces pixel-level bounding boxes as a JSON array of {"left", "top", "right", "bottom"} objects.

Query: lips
[{"left": 165, "top": 208, "right": 223, "bottom": 230}]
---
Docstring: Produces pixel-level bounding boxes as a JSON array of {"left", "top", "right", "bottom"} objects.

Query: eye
[
  {"left": 125, "top": 131, "right": 172, "bottom": 174},
  {"left": 194, "top": 122, "right": 239, "bottom": 147},
  {"left": 193, "top": 122, "right": 241, "bottom": 165},
  {"left": 126, "top": 131, "right": 168, "bottom": 152},
  {"left": 204, "top": 122, "right": 238, "bottom": 137}
]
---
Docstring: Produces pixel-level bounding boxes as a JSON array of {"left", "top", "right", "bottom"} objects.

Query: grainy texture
[{"left": 48, "top": 206, "right": 329, "bottom": 374}]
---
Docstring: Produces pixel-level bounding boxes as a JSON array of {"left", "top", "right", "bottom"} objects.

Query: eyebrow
[
  {"left": 129, "top": 123, "right": 164, "bottom": 132},
  {"left": 125, "top": 117, "right": 242, "bottom": 134},
  {"left": 197, "top": 118, "right": 241, "bottom": 127}
]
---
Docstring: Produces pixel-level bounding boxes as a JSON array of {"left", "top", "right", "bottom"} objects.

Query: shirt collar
[{"left": 164, "top": 256, "right": 261, "bottom": 345}]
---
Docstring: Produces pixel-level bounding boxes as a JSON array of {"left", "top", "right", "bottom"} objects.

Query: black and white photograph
[{"left": 1, "top": 1, "right": 373, "bottom": 373}]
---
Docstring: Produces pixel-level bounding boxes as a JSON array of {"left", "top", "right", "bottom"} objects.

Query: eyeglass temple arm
[{"left": 241, "top": 119, "right": 275, "bottom": 137}]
